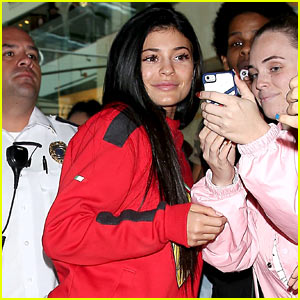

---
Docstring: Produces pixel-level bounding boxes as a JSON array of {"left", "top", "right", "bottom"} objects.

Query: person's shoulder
[
  {"left": 92, "top": 104, "right": 142, "bottom": 148},
  {"left": 47, "top": 115, "right": 78, "bottom": 140},
  {"left": 48, "top": 115, "right": 77, "bottom": 127},
  {"left": 55, "top": 115, "right": 78, "bottom": 126}
]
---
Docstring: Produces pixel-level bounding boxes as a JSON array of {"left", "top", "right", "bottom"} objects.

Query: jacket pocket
[{"left": 113, "top": 268, "right": 136, "bottom": 297}]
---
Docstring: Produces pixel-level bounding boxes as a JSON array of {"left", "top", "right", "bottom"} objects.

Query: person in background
[
  {"left": 42, "top": 4, "right": 227, "bottom": 298},
  {"left": 2, "top": 27, "right": 77, "bottom": 297},
  {"left": 194, "top": 15, "right": 298, "bottom": 298},
  {"left": 191, "top": 3, "right": 297, "bottom": 298},
  {"left": 67, "top": 99, "right": 102, "bottom": 126}
]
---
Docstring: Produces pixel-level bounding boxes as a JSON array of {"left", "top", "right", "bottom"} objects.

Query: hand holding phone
[{"left": 202, "top": 71, "right": 238, "bottom": 105}]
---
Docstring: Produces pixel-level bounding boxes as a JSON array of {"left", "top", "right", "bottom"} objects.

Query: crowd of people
[{"left": 2, "top": 2, "right": 298, "bottom": 298}]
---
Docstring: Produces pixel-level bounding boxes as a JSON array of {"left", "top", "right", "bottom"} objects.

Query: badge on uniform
[{"left": 49, "top": 141, "right": 67, "bottom": 164}]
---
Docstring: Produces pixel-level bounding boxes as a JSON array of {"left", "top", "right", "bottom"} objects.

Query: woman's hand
[
  {"left": 279, "top": 75, "right": 298, "bottom": 128},
  {"left": 187, "top": 203, "right": 227, "bottom": 247},
  {"left": 288, "top": 266, "right": 298, "bottom": 294},
  {"left": 199, "top": 75, "right": 270, "bottom": 144},
  {"left": 199, "top": 126, "right": 236, "bottom": 186}
]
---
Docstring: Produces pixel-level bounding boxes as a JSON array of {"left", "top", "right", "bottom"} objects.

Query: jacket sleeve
[
  {"left": 42, "top": 115, "right": 191, "bottom": 266},
  {"left": 191, "top": 169, "right": 259, "bottom": 272},
  {"left": 238, "top": 123, "right": 298, "bottom": 243}
]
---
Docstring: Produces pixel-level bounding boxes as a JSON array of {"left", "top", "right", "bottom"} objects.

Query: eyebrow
[
  {"left": 261, "top": 55, "right": 285, "bottom": 63},
  {"left": 2, "top": 43, "right": 39, "bottom": 53},
  {"left": 248, "top": 55, "right": 285, "bottom": 69},
  {"left": 142, "top": 46, "right": 190, "bottom": 53},
  {"left": 228, "top": 29, "right": 258, "bottom": 38}
]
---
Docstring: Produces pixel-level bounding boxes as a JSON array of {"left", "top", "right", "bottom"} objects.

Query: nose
[
  {"left": 255, "top": 72, "right": 269, "bottom": 91},
  {"left": 160, "top": 60, "right": 175, "bottom": 76},
  {"left": 17, "top": 53, "right": 33, "bottom": 69},
  {"left": 240, "top": 41, "right": 251, "bottom": 59}
]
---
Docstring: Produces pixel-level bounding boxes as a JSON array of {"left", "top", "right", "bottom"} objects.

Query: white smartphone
[{"left": 202, "top": 71, "right": 238, "bottom": 105}]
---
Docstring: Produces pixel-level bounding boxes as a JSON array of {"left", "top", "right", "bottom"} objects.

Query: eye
[
  {"left": 270, "top": 66, "right": 281, "bottom": 73},
  {"left": 142, "top": 55, "right": 158, "bottom": 63},
  {"left": 231, "top": 41, "right": 243, "bottom": 47},
  {"left": 28, "top": 53, "right": 38, "bottom": 61},
  {"left": 249, "top": 72, "right": 258, "bottom": 81},
  {"left": 3, "top": 51, "right": 14, "bottom": 57},
  {"left": 174, "top": 53, "right": 190, "bottom": 61}
]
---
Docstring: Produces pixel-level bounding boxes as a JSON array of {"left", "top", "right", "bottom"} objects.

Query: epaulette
[
  {"left": 55, "top": 116, "right": 79, "bottom": 127},
  {"left": 103, "top": 108, "right": 140, "bottom": 147}
]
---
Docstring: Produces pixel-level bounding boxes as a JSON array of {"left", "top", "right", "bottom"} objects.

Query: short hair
[
  {"left": 67, "top": 100, "right": 102, "bottom": 120},
  {"left": 254, "top": 14, "right": 298, "bottom": 49},
  {"left": 213, "top": 2, "right": 296, "bottom": 59},
  {"left": 3, "top": 26, "right": 41, "bottom": 62}
]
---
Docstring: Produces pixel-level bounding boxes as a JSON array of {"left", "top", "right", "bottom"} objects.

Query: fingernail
[
  {"left": 275, "top": 113, "right": 280, "bottom": 120},
  {"left": 215, "top": 211, "right": 223, "bottom": 217},
  {"left": 196, "top": 92, "right": 201, "bottom": 98}
]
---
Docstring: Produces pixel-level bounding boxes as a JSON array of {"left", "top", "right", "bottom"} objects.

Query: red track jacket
[{"left": 43, "top": 105, "right": 202, "bottom": 297}]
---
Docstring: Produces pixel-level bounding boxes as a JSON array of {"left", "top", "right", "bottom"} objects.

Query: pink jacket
[{"left": 191, "top": 123, "right": 298, "bottom": 298}]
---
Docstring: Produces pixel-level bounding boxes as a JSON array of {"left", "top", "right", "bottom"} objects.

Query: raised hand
[
  {"left": 199, "top": 126, "right": 236, "bottom": 186},
  {"left": 279, "top": 75, "right": 298, "bottom": 129},
  {"left": 199, "top": 75, "right": 270, "bottom": 144}
]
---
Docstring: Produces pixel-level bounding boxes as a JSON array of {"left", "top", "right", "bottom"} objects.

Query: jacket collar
[{"left": 26, "top": 107, "right": 57, "bottom": 134}]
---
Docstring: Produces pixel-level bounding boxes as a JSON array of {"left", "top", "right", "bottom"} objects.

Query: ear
[{"left": 220, "top": 55, "right": 230, "bottom": 71}]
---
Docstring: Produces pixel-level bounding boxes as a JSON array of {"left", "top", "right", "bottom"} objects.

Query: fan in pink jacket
[
  {"left": 193, "top": 16, "right": 298, "bottom": 298},
  {"left": 192, "top": 123, "right": 298, "bottom": 298}
]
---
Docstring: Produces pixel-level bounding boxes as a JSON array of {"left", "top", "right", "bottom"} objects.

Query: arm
[
  {"left": 43, "top": 112, "right": 226, "bottom": 266},
  {"left": 238, "top": 123, "right": 298, "bottom": 243},
  {"left": 191, "top": 126, "right": 258, "bottom": 272},
  {"left": 191, "top": 170, "right": 259, "bottom": 272},
  {"left": 198, "top": 75, "right": 298, "bottom": 242},
  {"left": 43, "top": 117, "right": 185, "bottom": 265}
]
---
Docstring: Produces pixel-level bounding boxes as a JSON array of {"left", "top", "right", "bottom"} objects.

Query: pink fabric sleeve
[
  {"left": 238, "top": 123, "right": 298, "bottom": 243},
  {"left": 191, "top": 169, "right": 259, "bottom": 272}
]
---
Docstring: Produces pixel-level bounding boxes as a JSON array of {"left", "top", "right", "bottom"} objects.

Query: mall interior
[{"left": 2, "top": 2, "right": 298, "bottom": 140}]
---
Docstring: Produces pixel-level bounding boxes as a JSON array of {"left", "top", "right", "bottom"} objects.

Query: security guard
[{"left": 2, "top": 26, "right": 77, "bottom": 297}]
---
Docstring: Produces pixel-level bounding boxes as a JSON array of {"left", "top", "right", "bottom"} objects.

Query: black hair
[
  {"left": 102, "top": 4, "right": 203, "bottom": 287},
  {"left": 254, "top": 14, "right": 298, "bottom": 49},
  {"left": 213, "top": 2, "right": 296, "bottom": 59},
  {"left": 67, "top": 100, "right": 102, "bottom": 120}
]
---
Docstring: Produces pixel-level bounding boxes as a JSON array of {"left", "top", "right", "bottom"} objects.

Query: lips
[
  {"left": 15, "top": 71, "right": 35, "bottom": 80},
  {"left": 152, "top": 82, "right": 179, "bottom": 91},
  {"left": 237, "top": 60, "right": 250, "bottom": 73},
  {"left": 259, "top": 93, "right": 280, "bottom": 103},
  {"left": 13, "top": 68, "right": 36, "bottom": 82}
]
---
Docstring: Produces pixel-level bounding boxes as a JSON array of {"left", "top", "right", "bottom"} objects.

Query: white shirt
[{"left": 2, "top": 107, "right": 77, "bottom": 298}]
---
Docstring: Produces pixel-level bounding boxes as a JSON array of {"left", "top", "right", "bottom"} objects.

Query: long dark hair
[{"left": 102, "top": 4, "right": 203, "bottom": 286}]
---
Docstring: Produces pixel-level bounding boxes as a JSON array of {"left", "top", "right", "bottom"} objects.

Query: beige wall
[{"left": 175, "top": 2, "right": 223, "bottom": 72}]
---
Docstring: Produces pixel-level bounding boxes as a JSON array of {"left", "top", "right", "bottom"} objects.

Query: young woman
[
  {"left": 192, "top": 15, "right": 298, "bottom": 298},
  {"left": 42, "top": 5, "right": 226, "bottom": 298}
]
